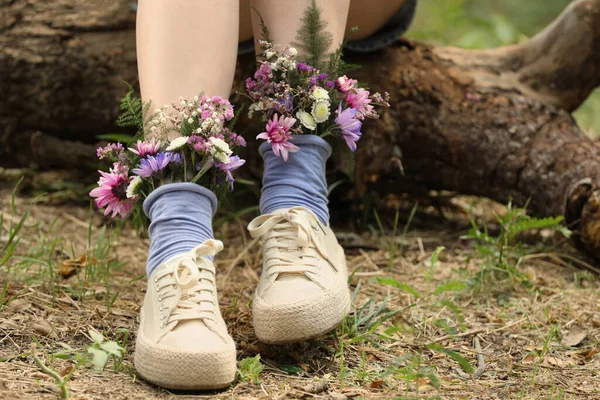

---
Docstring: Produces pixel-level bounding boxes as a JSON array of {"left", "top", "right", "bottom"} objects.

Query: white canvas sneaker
[
  {"left": 248, "top": 207, "right": 352, "bottom": 344},
  {"left": 134, "top": 239, "right": 236, "bottom": 390}
]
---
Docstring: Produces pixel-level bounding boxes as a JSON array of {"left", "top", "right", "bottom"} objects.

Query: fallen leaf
[
  {"left": 301, "top": 381, "right": 328, "bottom": 394},
  {"left": 5, "top": 298, "right": 31, "bottom": 313},
  {"left": 329, "top": 392, "right": 347, "bottom": 400},
  {"left": 523, "top": 353, "right": 536, "bottom": 364},
  {"left": 584, "top": 347, "right": 597, "bottom": 360},
  {"left": 369, "top": 380, "right": 386, "bottom": 389},
  {"left": 0, "top": 319, "right": 19, "bottom": 330},
  {"left": 561, "top": 327, "right": 587, "bottom": 347},
  {"left": 59, "top": 365, "right": 73, "bottom": 377},
  {"left": 545, "top": 355, "right": 569, "bottom": 367},
  {"left": 592, "top": 313, "right": 600, "bottom": 328},
  {"left": 60, "top": 254, "right": 97, "bottom": 279},
  {"left": 32, "top": 320, "right": 52, "bottom": 336},
  {"left": 366, "top": 352, "right": 382, "bottom": 362}
]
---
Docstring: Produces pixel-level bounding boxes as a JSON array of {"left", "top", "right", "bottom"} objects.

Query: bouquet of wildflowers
[
  {"left": 245, "top": 39, "right": 390, "bottom": 161},
  {"left": 90, "top": 93, "right": 246, "bottom": 219}
]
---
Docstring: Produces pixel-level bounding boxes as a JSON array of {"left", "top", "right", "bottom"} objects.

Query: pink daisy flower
[
  {"left": 345, "top": 88, "right": 374, "bottom": 120},
  {"left": 89, "top": 170, "right": 135, "bottom": 218},
  {"left": 129, "top": 138, "right": 161, "bottom": 158},
  {"left": 256, "top": 114, "right": 299, "bottom": 161},
  {"left": 336, "top": 75, "right": 358, "bottom": 94}
]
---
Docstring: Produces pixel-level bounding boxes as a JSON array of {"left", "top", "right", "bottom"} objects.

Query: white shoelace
[
  {"left": 154, "top": 240, "right": 223, "bottom": 329},
  {"left": 248, "top": 207, "right": 328, "bottom": 278}
]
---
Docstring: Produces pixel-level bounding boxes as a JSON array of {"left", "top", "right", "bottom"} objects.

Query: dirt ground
[{"left": 1, "top": 187, "right": 599, "bottom": 400}]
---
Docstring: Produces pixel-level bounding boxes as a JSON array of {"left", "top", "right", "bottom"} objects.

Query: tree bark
[{"left": 2, "top": 0, "right": 600, "bottom": 261}]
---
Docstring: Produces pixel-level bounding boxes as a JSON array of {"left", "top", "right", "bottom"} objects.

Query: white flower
[
  {"left": 311, "top": 101, "right": 331, "bottom": 123},
  {"left": 208, "top": 137, "right": 232, "bottom": 163},
  {"left": 266, "top": 51, "right": 275, "bottom": 59},
  {"left": 296, "top": 110, "right": 317, "bottom": 131},
  {"left": 193, "top": 95, "right": 199, "bottom": 102},
  {"left": 187, "top": 118, "right": 194, "bottom": 124},
  {"left": 312, "top": 87, "right": 330, "bottom": 102},
  {"left": 287, "top": 47, "right": 298, "bottom": 56},
  {"left": 166, "top": 136, "right": 190, "bottom": 151},
  {"left": 126, "top": 176, "right": 142, "bottom": 199}
]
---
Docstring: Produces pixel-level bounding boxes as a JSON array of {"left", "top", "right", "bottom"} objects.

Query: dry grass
[{"left": 1, "top": 188, "right": 599, "bottom": 400}]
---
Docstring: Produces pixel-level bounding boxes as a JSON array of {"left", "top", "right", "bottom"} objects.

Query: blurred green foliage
[{"left": 408, "top": 0, "right": 599, "bottom": 136}]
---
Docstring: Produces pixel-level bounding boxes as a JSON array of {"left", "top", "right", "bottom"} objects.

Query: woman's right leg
[
  {"left": 137, "top": 0, "right": 238, "bottom": 113},
  {"left": 237, "top": 0, "right": 409, "bottom": 43},
  {"left": 134, "top": 0, "right": 239, "bottom": 390}
]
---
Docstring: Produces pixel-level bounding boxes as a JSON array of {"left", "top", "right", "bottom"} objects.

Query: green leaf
[
  {"left": 88, "top": 329, "right": 104, "bottom": 344},
  {"left": 279, "top": 365, "right": 304, "bottom": 375},
  {"left": 238, "top": 354, "right": 264, "bottom": 384},
  {"left": 434, "top": 281, "right": 467, "bottom": 295},
  {"left": 100, "top": 341, "right": 125, "bottom": 357},
  {"left": 427, "top": 344, "right": 474, "bottom": 374},
  {"left": 373, "top": 277, "right": 421, "bottom": 298},
  {"left": 88, "top": 347, "right": 109, "bottom": 371},
  {"left": 438, "top": 299, "right": 466, "bottom": 327},
  {"left": 430, "top": 246, "right": 445, "bottom": 267}
]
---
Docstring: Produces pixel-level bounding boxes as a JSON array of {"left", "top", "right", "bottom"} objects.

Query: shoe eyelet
[
  {"left": 154, "top": 277, "right": 158, "bottom": 283},
  {"left": 159, "top": 305, "right": 163, "bottom": 311},
  {"left": 315, "top": 226, "right": 320, "bottom": 231},
  {"left": 156, "top": 287, "right": 160, "bottom": 292},
  {"left": 160, "top": 323, "right": 165, "bottom": 328}
]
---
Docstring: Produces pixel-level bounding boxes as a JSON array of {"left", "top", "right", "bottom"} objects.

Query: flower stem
[
  {"left": 182, "top": 151, "right": 188, "bottom": 181},
  {"left": 191, "top": 159, "right": 214, "bottom": 183}
]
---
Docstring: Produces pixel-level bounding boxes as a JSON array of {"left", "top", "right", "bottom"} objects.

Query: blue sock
[
  {"left": 143, "top": 182, "right": 217, "bottom": 276},
  {"left": 259, "top": 135, "right": 331, "bottom": 224}
]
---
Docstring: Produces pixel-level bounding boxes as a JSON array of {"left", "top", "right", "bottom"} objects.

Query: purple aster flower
[
  {"left": 296, "top": 62, "right": 312, "bottom": 72},
  {"left": 335, "top": 103, "right": 362, "bottom": 152},
  {"left": 230, "top": 133, "right": 247, "bottom": 147},
  {"left": 132, "top": 152, "right": 173, "bottom": 177},
  {"left": 277, "top": 93, "right": 293, "bottom": 113},
  {"left": 169, "top": 152, "right": 183, "bottom": 164},
  {"left": 216, "top": 156, "right": 246, "bottom": 191}
]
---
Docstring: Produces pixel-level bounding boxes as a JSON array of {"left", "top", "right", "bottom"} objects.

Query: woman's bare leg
[
  {"left": 238, "top": 0, "right": 407, "bottom": 44},
  {"left": 345, "top": 0, "right": 407, "bottom": 39},
  {"left": 137, "top": 0, "right": 239, "bottom": 115},
  {"left": 249, "top": 0, "right": 350, "bottom": 51}
]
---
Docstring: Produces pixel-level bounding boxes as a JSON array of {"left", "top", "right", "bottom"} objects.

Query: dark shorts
[{"left": 238, "top": 0, "right": 418, "bottom": 55}]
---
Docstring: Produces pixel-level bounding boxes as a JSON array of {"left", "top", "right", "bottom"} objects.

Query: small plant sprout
[
  {"left": 30, "top": 343, "right": 74, "bottom": 399},
  {"left": 87, "top": 329, "right": 126, "bottom": 372},
  {"left": 462, "top": 201, "right": 571, "bottom": 292},
  {"left": 238, "top": 354, "right": 264, "bottom": 384}
]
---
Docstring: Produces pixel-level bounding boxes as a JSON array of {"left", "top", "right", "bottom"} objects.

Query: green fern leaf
[{"left": 291, "top": 0, "right": 333, "bottom": 71}]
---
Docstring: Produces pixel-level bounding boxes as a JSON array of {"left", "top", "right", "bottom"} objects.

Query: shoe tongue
[{"left": 277, "top": 272, "right": 308, "bottom": 280}]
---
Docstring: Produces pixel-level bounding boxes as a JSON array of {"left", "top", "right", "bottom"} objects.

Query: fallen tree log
[{"left": 2, "top": 0, "right": 600, "bottom": 261}]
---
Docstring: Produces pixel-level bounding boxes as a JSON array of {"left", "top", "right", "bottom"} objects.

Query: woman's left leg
[{"left": 245, "top": 0, "right": 353, "bottom": 344}]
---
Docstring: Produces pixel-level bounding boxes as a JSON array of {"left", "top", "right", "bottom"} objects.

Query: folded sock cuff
[
  {"left": 143, "top": 182, "right": 218, "bottom": 218},
  {"left": 258, "top": 134, "right": 332, "bottom": 159}
]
